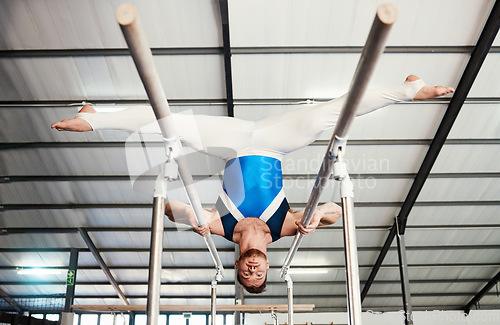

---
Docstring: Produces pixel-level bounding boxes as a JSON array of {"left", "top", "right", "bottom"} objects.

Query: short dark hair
[{"left": 237, "top": 272, "right": 267, "bottom": 294}]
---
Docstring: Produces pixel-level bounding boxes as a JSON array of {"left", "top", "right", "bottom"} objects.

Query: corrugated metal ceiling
[{"left": 0, "top": 0, "right": 499, "bottom": 315}]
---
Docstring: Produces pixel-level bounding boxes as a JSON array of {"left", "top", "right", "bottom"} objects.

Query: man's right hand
[{"left": 192, "top": 224, "right": 210, "bottom": 237}]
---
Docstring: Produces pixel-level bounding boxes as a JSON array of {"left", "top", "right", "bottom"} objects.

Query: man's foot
[
  {"left": 406, "top": 75, "right": 455, "bottom": 100},
  {"left": 51, "top": 104, "right": 95, "bottom": 132}
]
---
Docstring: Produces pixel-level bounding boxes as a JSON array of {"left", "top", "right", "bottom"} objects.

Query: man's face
[{"left": 235, "top": 248, "right": 269, "bottom": 288}]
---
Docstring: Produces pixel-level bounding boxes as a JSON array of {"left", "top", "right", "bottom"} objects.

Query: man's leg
[
  {"left": 52, "top": 105, "right": 255, "bottom": 159},
  {"left": 252, "top": 76, "right": 454, "bottom": 156}
]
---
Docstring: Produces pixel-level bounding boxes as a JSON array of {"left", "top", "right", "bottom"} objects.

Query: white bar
[
  {"left": 147, "top": 171, "right": 166, "bottom": 325},
  {"left": 285, "top": 274, "right": 294, "bottom": 325},
  {"left": 211, "top": 281, "right": 217, "bottom": 325},
  {"left": 116, "top": 4, "right": 224, "bottom": 275},
  {"left": 280, "top": 2, "right": 397, "bottom": 275},
  {"left": 342, "top": 195, "right": 362, "bottom": 325}
]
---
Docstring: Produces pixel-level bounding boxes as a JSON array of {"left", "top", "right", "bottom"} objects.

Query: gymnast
[{"left": 52, "top": 75, "right": 454, "bottom": 293}]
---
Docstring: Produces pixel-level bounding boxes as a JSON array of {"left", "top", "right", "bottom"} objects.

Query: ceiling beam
[
  {"left": 2, "top": 263, "right": 499, "bottom": 271},
  {"left": 2, "top": 138, "right": 498, "bottom": 150},
  {"left": 361, "top": 0, "right": 500, "bottom": 302},
  {"left": 3, "top": 223, "right": 500, "bottom": 236},
  {"left": 1, "top": 278, "right": 491, "bottom": 286},
  {"left": 2, "top": 244, "right": 500, "bottom": 253},
  {"left": 463, "top": 269, "right": 500, "bottom": 314},
  {"left": 77, "top": 228, "right": 129, "bottom": 305},
  {"left": 3, "top": 171, "right": 499, "bottom": 183},
  {"left": 1, "top": 46, "right": 500, "bottom": 57},
  {"left": 2, "top": 96, "right": 500, "bottom": 107},
  {"left": 3, "top": 201, "right": 498, "bottom": 211},
  {"left": 218, "top": 0, "right": 234, "bottom": 117}
]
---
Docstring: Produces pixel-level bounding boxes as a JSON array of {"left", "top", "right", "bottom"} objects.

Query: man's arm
[
  {"left": 294, "top": 202, "right": 342, "bottom": 235},
  {"left": 165, "top": 200, "right": 210, "bottom": 236}
]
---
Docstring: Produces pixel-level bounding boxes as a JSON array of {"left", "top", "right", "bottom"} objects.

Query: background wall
[{"left": 245, "top": 310, "right": 500, "bottom": 325}]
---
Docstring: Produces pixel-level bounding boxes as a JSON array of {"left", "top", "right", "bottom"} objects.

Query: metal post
[
  {"left": 280, "top": 3, "right": 397, "bottom": 276},
  {"left": 147, "top": 166, "right": 167, "bottom": 325},
  {"left": 396, "top": 218, "right": 413, "bottom": 325},
  {"left": 211, "top": 280, "right": 217, "bottom": 325},
  {"left": 285, "top": 274, "right": 294, "bottom": 325},
  {"left": 270, "top": 310, "right": 278, "bottom": 325},
  {"left": 342, "top": 194, "right": 362, "bottom": 325},
  {"left": 64, "top": 248, "right": 79, "bottom": 312},
  {"left": 116, "top": 3, "right": 224, "bottom": 276},
  {"left": 61, "top": 248, "right": 80, "bottom": 325}
]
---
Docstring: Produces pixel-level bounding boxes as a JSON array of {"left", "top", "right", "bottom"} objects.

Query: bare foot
[
  {"left": 406, "top": 75, "right": 455, "bottom": 100},
  {"left": 51, "top": 105, "right": 95, "bottom": 132}
]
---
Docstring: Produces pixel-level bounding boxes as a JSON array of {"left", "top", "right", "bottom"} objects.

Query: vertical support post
[
  {"left": 211, "top": 269, "right": 223, "bottom": 325},
  {"left": 64, "top": 248, "right": 79, "bottom": 312},
  {"left": 270, "top": 310, "right": 278, "bottom": 325},
  {"left": 129, "top": 312, "right": 135, "bottom": 325},
  {"left": 63, "top": 248, "right": 79, "bottom": 325},
  {"left": 340, "top": 178, "right": 362, "bottom": 325},
  {"left": 396, "top": 218, "right": 413, "bottom": 325},
  {"left": 285, "top": 274, "right": 294, "bottom": 325},
  {"left": 211, "top": 280, "right": 217, "bottom": 325},
  {"left": 147, "top": 166, "right": 167, "bottom": 325}
]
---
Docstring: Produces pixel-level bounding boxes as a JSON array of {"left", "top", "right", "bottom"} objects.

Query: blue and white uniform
[
  {"left": 76, "top": 79, "right": 426, "bottom": 241},
  {"left": 215, "top": 156, "right": 289, "bottom": 242}
]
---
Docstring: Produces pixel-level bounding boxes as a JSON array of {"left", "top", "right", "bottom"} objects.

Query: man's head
[{"left": 235, "top": 248, "right": 269, "bottom": 293}]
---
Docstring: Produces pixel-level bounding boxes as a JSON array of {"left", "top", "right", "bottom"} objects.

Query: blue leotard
[{"left": 215, "top": 155, "right": 290, "bottom": 242}]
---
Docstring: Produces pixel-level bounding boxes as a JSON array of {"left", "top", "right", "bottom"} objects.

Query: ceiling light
[
  {"left": 17, "top": 268, "right": 63, "bottom": 275},
  {"left": 287, "top": 269, "right": 328, "bottom": 275}
]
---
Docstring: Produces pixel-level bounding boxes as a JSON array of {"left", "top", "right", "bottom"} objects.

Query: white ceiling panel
[
  {"left": 1, "top": 0, "right": 499, "bottom": 314},
  {"left": 431, "top": 145, "right": 500, "bottom": 173},
  {"left": 407, "top": 206, "right": 499, "bottom": 226},
  {"left": 284, "top": 145, "right": 429, "bottom": 174},
  {"left": 403, "top": 229, "right": 500, "bottom": 247},
  {"left": 1, "top": 209, "right": 155, "bottom": 228},
  {"left": 368, "top": 282, "right": 483, "bottom": 296},
  {"left": 97, "top": 251, "right": 235, "bottom": 268},
  {"left": 1, "top": 284, "right": 67, "bottom": 296},
  {"left": 236, "top": 102, "right": 498, "bottom": 141},
  {"left": 283, "top": 178, "right": 414, "bottom": 203},
  {"left": 75, "top": 269, "right": 112, "bottom": 283},
  {"left": 0, "top": 0, "right": 221, "bottom": 50},
  {"left": 383, "top": 249, "right": 498, "bottom": 265},
  {"left": 229, "top": 0, "right": 496, "bottom": 47},
  {"left": 471, "top": 53, "right": 500, "bottom": 97},
  {"left": 370, "top": 266, "right": 499, "bottom": 282},
  {"left": 363, "top": 296, "right": 468, "bottom": 309},
  {"left": 12, "top": 166, "right": 497, "bottom": 205},
  {"left": 0, "top": 55, "right": 225, "bottom": 101},
  {"left": 0, "top": 233, "right": 85, "bottom": 250},
  {"left": 0, "top": 252, "right": 70, "bottom": 268},
  {"left": 232, "top": 53, "right": 465, "bottom": 99},
  {"left": 417, "top": 178, "right": 499, "bottom": 201},
  {"left": 75, "top": 284, "right": 116, "bottom": 296}
]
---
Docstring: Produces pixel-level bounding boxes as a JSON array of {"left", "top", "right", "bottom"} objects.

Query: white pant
[{"left": 78, "top": 79, "right": 425, "bottom": 160}]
